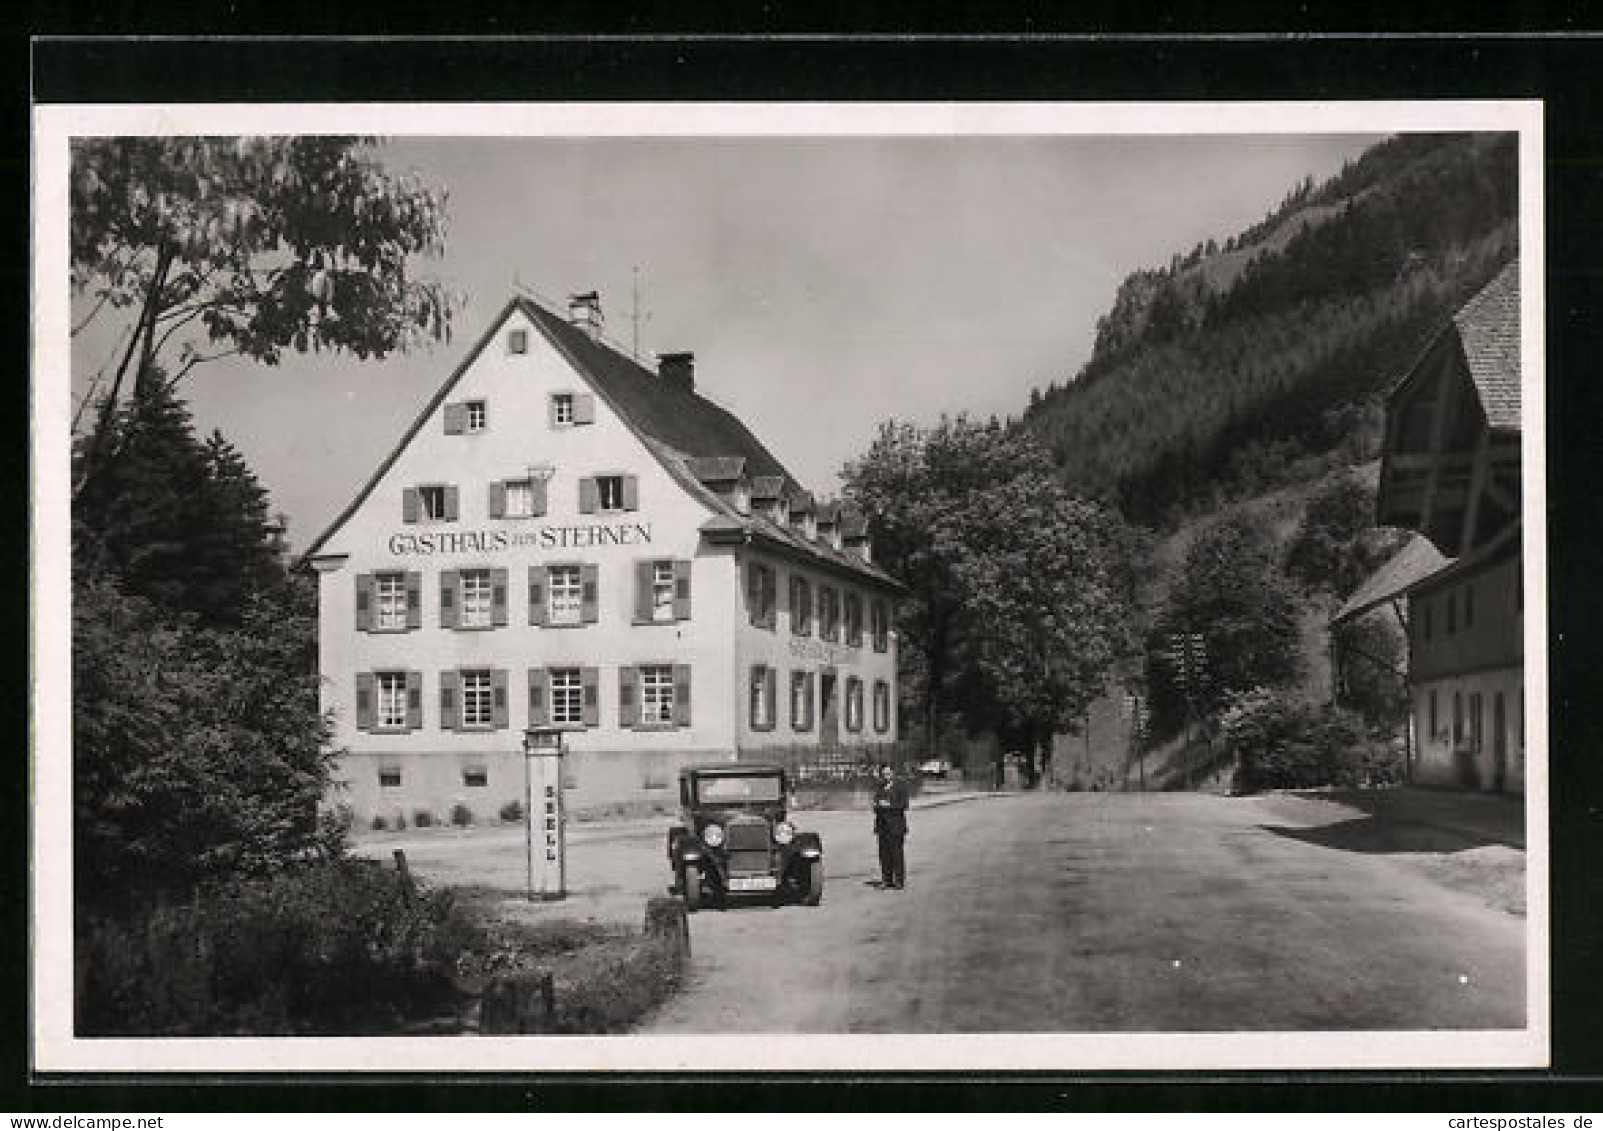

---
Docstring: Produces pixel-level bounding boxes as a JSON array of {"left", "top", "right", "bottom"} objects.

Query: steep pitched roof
[
  {"left": 1451, "top": 259, "right": 1521, "bottom": 432},
  {"left": 302, "top": 295, "right": 899, "bottom": 590},
  {"left": 1331, "top": 533, "right": 1453, "bottom": 625}
]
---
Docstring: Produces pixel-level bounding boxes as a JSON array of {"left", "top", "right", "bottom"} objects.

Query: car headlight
[
  {"left": 702, "top": 823, "right": 725, "bottom": 847},
  {"left": 774, "top": 820, "right": 795, "bottom": 845}
]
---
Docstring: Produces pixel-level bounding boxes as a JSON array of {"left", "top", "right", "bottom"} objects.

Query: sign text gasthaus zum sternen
[{"left": 387, "top": 522, "right": 653, "bottom": 556}]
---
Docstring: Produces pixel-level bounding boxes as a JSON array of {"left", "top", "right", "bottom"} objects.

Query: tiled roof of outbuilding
[
  {"left": 1331, "top": 533, "right": 1453, "bottom": 625},
  {"left": 1451, "top": 260, "right": 1521, "bottom": 432}
]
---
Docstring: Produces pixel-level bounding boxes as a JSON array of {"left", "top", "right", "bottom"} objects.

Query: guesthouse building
[{"left": 301, "top": 293, "right": 902, "bottom": 826}]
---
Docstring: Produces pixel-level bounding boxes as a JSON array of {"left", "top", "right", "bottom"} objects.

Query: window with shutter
[
  {"left": 573, "top": 393, "right": 596, "bottom": 425},
  {"left": 633, "top": 560, "right": 655, "bottom": 623},
  {"left": 374, "top": 671, "right": 407, "bottom": 730},
  {"left": 402, "top": 487, "right": 420, "bottom": 524},
  {"left": 528, "top": 567, "right": 547, "bottom": 626},
  {"left": 443, "top": 404, "right": 464, "bottom": 435},
  {"left": 617, "top": 665, "right": 638, "bottom": 729},
  {"left": 355, "top": 573, "right": 373, "bottom": 632},
  {"left": 550, "top": 393, "right": 575, "bottom": 426},
  {"left": 489, "top": 481, "right": 507, "bottom": 518},
  {"left": 672, "top": 559, "right": 692, "bottom": 620},
  {"left": 548, "top": 565, "right": 582, "bottom": 625},
  {"left": 459, "top": 570, "right": 493, "bottom": 629},
  {"left": 491, "top": 669, "right": 509, "bottom": 730},
  {"left": 373, "top": 571, "right": 407, "bottom": 631},
  {"left": 405, "top": 572, "right": 423, "bottom": 629},
  {"left": 491, "top": 567, "right": 509, "bottom": 626},
  {"left": 749, "top": 665, "right": 775, "bottom": 731},
  {"left": 550, "top": 668, "right": 583, "bottom": 727},
  {"left": 406, "top": 670, "right": 423, "bottom": 730},
  {"left": 580, "top": 564, "right": 599, "bottom": 623},
  {"left": 439, "top": 671, "right": 460, "bottom": 731},
  {"left": 579, "top": 476, "right": 600, "bottom": 514},
  {"left": 356, "top": 672, "right": 375, "bottom": 731},
  {"left": 527, "top": 668, "right": 549, "bottom": 728},
  {"left": 581, "top": 667, "right": 600, "bottom": 727},
  {"left": 673, "top": 664, "right": 692, "bottom": 727}
]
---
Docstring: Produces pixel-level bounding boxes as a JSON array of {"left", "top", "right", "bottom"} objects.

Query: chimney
[
  {"left": 658, "top": 351, "right": 695, "bottom": 392},
  {"left": 567, "top": 291, "right": 604, "bottom": 341}
]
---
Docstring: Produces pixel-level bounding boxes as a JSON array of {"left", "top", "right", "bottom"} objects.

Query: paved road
[
  {"left": 364, "top": 790, "right": 1526, "bottom": 1032},
  {"left": 639, "top": 792, "right": 1525, "bottom": 1033}
]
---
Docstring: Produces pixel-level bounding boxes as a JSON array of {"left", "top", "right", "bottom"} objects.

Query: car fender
[{"left": 790, "top": 830, "right": 823, "bottom": 861}]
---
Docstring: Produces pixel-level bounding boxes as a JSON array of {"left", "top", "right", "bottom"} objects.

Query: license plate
[{"left": 728, "top": 876, "right": 777, "bottom": 892}]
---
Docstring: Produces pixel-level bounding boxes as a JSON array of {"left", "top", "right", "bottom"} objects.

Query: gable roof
[
  {"left": 1331, "top": 532, "right": 1452, "bottom": 625},
  {"left": 1451, "top": 259, "right": 1521, "bottom": 432},
  {"left": 301, "top": 295, "right": 899, "bottom": 590}
]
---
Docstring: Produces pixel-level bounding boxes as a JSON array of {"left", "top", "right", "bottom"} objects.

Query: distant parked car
[{"left": 917, "top": 758, "right": 950, "bottom": 780}]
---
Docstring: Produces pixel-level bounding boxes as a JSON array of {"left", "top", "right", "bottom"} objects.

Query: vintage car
[{"left": 666, "top": 762, "right": 824, "bottom": 911}]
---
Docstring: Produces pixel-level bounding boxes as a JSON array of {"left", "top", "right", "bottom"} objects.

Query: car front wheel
[
  {"left": 681, "top": 866, "right": 702, "bottom": 913},
  {"left": 803, "top": 859, "right": 824, "bottom": 906}
]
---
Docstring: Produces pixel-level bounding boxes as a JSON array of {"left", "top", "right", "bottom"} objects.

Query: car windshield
[{"left": 694, "top": 773, "right": 783, "bottom": 804}]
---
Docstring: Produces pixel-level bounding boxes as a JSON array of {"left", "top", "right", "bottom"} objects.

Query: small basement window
[
  {"left": 463, "top": 767, "right": 488, "bottom": 788},
  {"left": 379, "top": 767, "right": 403, "bottom": 788}
]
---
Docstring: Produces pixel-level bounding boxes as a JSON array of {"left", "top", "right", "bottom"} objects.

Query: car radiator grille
[{"left": 724, "top": 818, "right": 771, "bottom": 874}]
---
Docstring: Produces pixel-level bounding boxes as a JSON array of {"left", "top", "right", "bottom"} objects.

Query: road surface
[
  {"left": 363, "top": 790, "right": 1526, "bottom": 1032},
  {"left": 640, "top": 791, "right": 1526, "bottom": 1032}
]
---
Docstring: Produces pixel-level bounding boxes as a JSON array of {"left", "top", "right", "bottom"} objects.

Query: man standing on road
[{"left": 873, "top": 763, "right": 909, "bottom": 890}]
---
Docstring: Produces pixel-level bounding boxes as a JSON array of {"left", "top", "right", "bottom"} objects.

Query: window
[
  {"left": 419, "top": 485, "right": 448, "bottom": 521},
  {"left": 873, "top": 681, "right": 891, "bottom": 734},
  {"left": 375, "top": 572, "right": 407, "bottom": 630},
  {"left": 597, "top": 475, "right": 625, "bottom": 511},
  {"left": 1429, "top": 689, "right": 1439, "bottom": 738},
  {"left": 504, "top": 479, "right": 535, "bottom": 518},
  {"left": 463, "top": 767, "right": 488, "bottom": 788},
  {"left": 791, "top": 671, "right": 814, "bottom": 731},
  {"left": 376, "top": 671, "right": 408, "bottom": 730},
  {"left": 550, "top": 668, "right": 584, "bottom": 727},
  {"left": 1447, "top": 592, "right": 1457, "bottom": 634},
  {"left": 820, "top": 587, "right": 840, "bottom": 642},
  {"left": 552, "top": 393, "right": 575, "bottom": 425},
  {"left": 652, "top": 561, "right": 676, "bottom": 622},
  {"left": 790, "top": 575, "right": 813, "bottom": 636},
  {"left": 379, "top": 767, "right": 402, "bottom": 788},
  {"left": 465, "top": 400, "right": 487, "bottom": 433},
  {"left": 508, "top": 328, "right": 529, "bottom": 354},
  {"left": 1423, "top": 602, "right": 1433, "bottom": 641},
  {"left": 872, "top": 600, "right": 890, "bottom": 652},
  {"left": 747, "top": 562, "right": 776, "bottom": 629},
  {"left": 461, "top": 670, "right": 494, "bottom": 729},
  {"left": 549, "top": 565, "right": 583, "bottom": 625},
  {"left": 1465, "top": 582, "right": 1475, "bottom": 628},
  {"left": 460, "top": 569, "right": 493, "bottom": 628},
  {"left": 1453, "top": 692, "right": 1464, "bottom": 746},
  {"left": 1469, "top": 693, "right": 1483, "bottom": 752},
  {"left": 750, "top": 665, "right": 776, "bottom": 730},
  {"left": 580, "top": 472, "right": 634, "bottom": 512},
  {"left": 845, "top": 593, "right": 863, "bottom": 647},
  {"left": 640, "top": 665, "right": 676, "bottom": 726},
  {"left": 845, "top": 677, "right": 864, "bottom": 732}
]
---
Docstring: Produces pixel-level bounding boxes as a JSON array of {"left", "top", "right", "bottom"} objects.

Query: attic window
[
  {"left": 508, "top": 329, "right": 529, "bottom": 355},
  {"left": 465, "top": 400, "right": 487, "bottom": 433},
  {"left": 552, "top": 393, "right": 574, "bottom": 426}
]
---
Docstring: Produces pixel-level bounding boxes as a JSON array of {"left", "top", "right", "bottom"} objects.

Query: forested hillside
[{"left": 1024, "top": 132, "right": 1518, "bottom": 526}]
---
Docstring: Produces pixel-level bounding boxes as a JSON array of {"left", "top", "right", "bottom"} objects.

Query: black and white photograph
[{"left": 32, "top": 100, "right": 1546, "bottom": 1073}]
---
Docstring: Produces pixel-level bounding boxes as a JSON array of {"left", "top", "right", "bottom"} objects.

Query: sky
[{"left": 71, "top": 131, "right": 1384, "bottom": 552}]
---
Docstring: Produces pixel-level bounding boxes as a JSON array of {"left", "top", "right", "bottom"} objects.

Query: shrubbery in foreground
[
  {"left": 1221, "top": 689, "right": 1404, "bottom": 794},
  {"left": 76, "top": 860, "right": 475, "bottom": 1036}
]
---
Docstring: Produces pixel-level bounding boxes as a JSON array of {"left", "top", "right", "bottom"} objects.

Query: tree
[
  {"left": 73, "top": 568, "right": 339, "bottom": 908},
  {"left": 71, "top": 136, "right": 455, "bottom": 492},
  {"left": 843, "top": 416, "right": 1137, "bottom": 783},
  {"left": 1151, "top": 512, "right": 1301, "bottom": 734},
  {"left": 74, "top": 380, "right": 284, "bottom": 627}
]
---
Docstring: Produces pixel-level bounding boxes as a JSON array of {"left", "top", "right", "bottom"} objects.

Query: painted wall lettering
[{"left": 387, "top": 522, "right": 653, "bottom": 557}]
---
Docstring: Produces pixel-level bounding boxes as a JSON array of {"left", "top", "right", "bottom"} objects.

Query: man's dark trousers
[{"left": 877, "top": 831, "right": 906, "bottom": 888}]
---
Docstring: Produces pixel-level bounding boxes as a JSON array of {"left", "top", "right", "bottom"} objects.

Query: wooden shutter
[
  {"left": 528, "top": 567, "right": 547, "bottom": 626},
  {"left": 581, "top": 667, "right": 600, "bottom": 727},
  {"left": 444, "top": 484, "right": 460, "bottom": 520},
  {"left": 489, "top": 481, "right": 506, "bottom": 518},
  {"left": 527, "top": 668, "right": 549, "bottom": 727},
  {"left": 673, "top": 559, "right": 692, "bottom": 620},
  {"left": 634, "top": 560, "right": 655, "bottom": 622},
  {"left": 580, "top": 563, "right": 599, "bottom": 623},
  {"left": 617, "top": 665, "right": 638, "bottom": 729},
  {"left": 355, "top": 672, "right": 375, "bottom": 731},
  {"left": 530, "top": 477, "right": 548, "bottom": 517},
  {"left": 439, "top": 570, "right": 459, "bottom": 629},
  {"left": 406, "top": 670, "right": 423, "bottom": 730},
  {"left": 355, "top": 573, "right": 373, "bottom": 632},
  {"left": 622, "top": 474, "right": 640, "bottom": 511},
  {"left": 574, "top": 393, "right": 596, "bottom": 424},
  {"left": 402, "top": 487, "right": 420, "bottom": 524},
  {"left": 444, "top": 403, "right": 465, "bottom": 434},
  {"left": 673, "top": 664, "right": 692, "bottom": 727},
  {"left": 491, "top": 567, "right": 509, "bottom": 626},
  {"left": 439, "top": 671, "right": 460, "bottom": 731},
  {"left": 491, "top": 669, "right": 509, "bottom": 730},
  {"left": 579, "top": 476, "right": 599, "bottom": 514},
  {"left": 405, "top": 572, "right": 422, "bottom": 629}
]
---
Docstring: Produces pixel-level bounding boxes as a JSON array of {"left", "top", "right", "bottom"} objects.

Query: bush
[
  {"left": 76, "top": 859, "right": 479, "bottom": 1036},
  {"left": 499, "top": 800, "right": 524, "bottom": 823},
  {"left": 450, "top": 803, "right": 473, "bottom": 827},
  {"left": 1221, "top": 689, "right": 1391, "bottom": 793}
]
